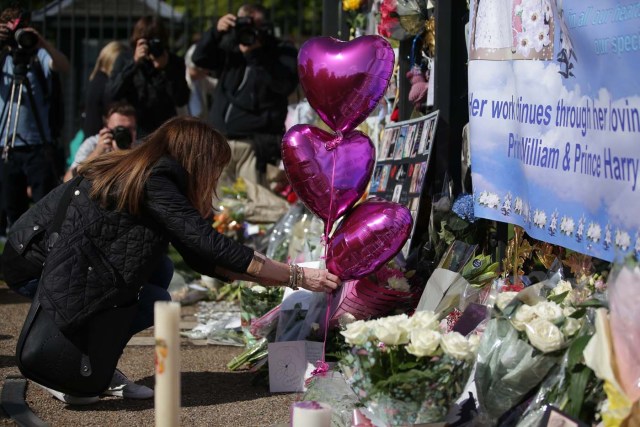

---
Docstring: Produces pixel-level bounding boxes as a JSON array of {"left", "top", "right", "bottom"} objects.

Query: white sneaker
[
  {"left": 35, "top": 383, "right": 100, "bottom": 405},
  {"left": 103, "top": 369, "right": 154, "bottom": 399}
]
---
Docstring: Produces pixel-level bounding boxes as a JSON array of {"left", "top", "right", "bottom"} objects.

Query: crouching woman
[{"left": 5, "top": 116, "right": 340, "bottom": 404}]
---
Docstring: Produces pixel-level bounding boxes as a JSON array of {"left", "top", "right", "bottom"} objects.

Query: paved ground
[{"left": 0, "top": 283, "right": 297, "bottom": 427}]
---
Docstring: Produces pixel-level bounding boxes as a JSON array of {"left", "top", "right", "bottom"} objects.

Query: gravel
[{"left": 0, "top": 284, "right": 298, "bottom": 427}]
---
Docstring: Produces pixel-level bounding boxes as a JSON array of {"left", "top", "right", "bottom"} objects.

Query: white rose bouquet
[
  {"left": 474, "top": 282, "right": 588, "bottom": 424},
  {"left": 339, "top": 312, "right": 479, "bottom": 425}
]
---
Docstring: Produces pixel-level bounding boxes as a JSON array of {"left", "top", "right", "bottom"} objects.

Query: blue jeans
[
  {"left": 16, "top": 255, "right": 175, "bottom": 338},
  {"left": 15, "top": 278, "right": 39, "bottom": 299}
]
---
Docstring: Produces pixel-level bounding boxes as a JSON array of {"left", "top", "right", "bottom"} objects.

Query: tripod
[
  {"left": 0, "top": 49, "right": 47, "bottom": 163},
  {"left": 0, "top": 48, "right": 59, "bottom": 228}
]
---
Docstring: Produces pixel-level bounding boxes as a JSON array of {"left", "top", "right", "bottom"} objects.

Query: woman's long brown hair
[{"left": 77, "top": 116, "right": 231, "bottom": 217}]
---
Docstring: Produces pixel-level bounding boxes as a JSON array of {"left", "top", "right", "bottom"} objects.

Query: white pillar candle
[
  {"left": 155, "top": 301, "right": 181, "bottom": 427},
  {"left": 290, "top": 401, "right": 332, "bottom": 427}
]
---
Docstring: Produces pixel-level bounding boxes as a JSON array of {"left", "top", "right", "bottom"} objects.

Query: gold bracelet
[
  {"left": 287, "top": 263, "right": 299, "bottom": 290},
  {"left": 296, "top": 265, "right": 304, "bottom": 288}
]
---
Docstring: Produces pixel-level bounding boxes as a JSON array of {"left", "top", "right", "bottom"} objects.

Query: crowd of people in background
[
  {"left": 0, "top": 2, "right": 300, "bottom": 238},
  {"left": 0, "top": 0, "right": 341, "bottom": 406}
]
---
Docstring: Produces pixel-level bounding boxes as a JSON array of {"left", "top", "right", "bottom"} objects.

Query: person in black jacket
[
  {"left": 5, "top": 116, "right": 340, "bottom": 405},
  {"left": 82, "top": 41, "right": 127, "bottom": 137},
  {"left": 192, "top": 3, "right": 298, "bottom": 189},
  {"left": 107, "top": 16, "right": 189, "bottom": 137}
]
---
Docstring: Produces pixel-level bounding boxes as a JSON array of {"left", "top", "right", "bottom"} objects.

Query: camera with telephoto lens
[
  {"left": 233, "top": 16, "right": 260, "bottom": 46},
  {"left": 147, "top": 38, "right": 165, "bottom": 57},
  {"left": 2, "top": 10, "right": 38, "bottom": 51},
  {"left": 13, "top": 28, "right": 38, "bottom": 50},
  {"left": 110, "top": 126, "right": 132, "bottom": 150}
]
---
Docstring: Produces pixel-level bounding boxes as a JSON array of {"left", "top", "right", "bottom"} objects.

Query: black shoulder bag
[{"left": 16, "top": 178, "right": 139, "bottom": 397}]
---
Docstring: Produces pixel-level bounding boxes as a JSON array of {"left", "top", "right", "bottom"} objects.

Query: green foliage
[
  {"left": 167, "top": 244, "right": 201, "bottom": 283},
  {"left": 340, "top": 340, "right": 471, "bottom": 424},
  {"left": 462, "top": 253, "right": 500, "bottom": 288}
]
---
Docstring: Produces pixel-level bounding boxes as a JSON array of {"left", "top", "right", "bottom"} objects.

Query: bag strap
[{"left": 47, "top": 176, "right": 83, "bottom": 251}]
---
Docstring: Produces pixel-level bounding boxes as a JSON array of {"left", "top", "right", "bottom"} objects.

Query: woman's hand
[{"left": 300, "top": 268, "right": 341, "bottom": 294}]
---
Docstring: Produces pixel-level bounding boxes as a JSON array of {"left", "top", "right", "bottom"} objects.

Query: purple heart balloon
[
  {"left": 282, "top": 124, "right": 375, "bottom": 230},
  {"left": 298, "top": 35, "right": 395, "bottom": 134},
  {"left": 326, "top": 199, "right": 413, "bottom": 280}
]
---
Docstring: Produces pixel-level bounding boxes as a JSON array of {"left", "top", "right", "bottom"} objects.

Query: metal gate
[{"left": 23, "top": 0, "right": 330, "bottom": 147}]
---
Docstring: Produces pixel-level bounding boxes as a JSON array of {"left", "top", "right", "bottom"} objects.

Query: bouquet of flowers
[
  {"left": 240, "top": 284, "right": 283, "bottom": 330},
  {"left": 214, "top": 179, "right": 249, "bottom": 241},
  {"left": 265, "top": 202, "right": 307, "bottom": 262},
  {"left": 339, "top": 311, "right": 479, "bottom": 425},
  {"left": 474, "top": 280, "right": 588, "bottom": 424},
  {"left": 517, "top": 326, "right": 604, "bottom": 426},
  {"left": 343, "top": 0, "right": 369, "bottom": 38}
]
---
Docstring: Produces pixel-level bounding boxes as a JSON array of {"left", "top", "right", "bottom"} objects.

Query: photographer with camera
[
  {"left": 192, "top": 3, "right": 298, "bottom": 196},
  {"left": 0, "top": 5, "right": 69, "bottom": 231},
  {"left": 64, "top": 101, "right": 137, "bottom": 182},
  {"left": 107, "top": 16, "right": 189, "bottom": 138}
]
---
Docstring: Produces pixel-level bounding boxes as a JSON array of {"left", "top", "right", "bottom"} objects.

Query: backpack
[{"left": 9, "top": 176, "right": 138, "bottom": 397}]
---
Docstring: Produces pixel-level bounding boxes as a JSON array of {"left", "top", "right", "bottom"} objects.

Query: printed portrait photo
[
  {"left": 416, "top": 161, "right": 428, "bottom": 192},
  {"left": 410, "top": 121, "right": 424, "bottom": 158},
  {"left": 378, "top": 165, "right": 391, "bottom": 192},
  {"left": 392, "top": 184, "right": 403, "bottom": 203},
  {"left": 370, "top": 165, "right": 383, "bottom": 193},
  {"left": 385, "top": 127, "right": 399, "bottom": 160},
  {"left": 394, "top": 126, "right": 408, "bottom": 160},
  {"left": 410, "top": 163, "right": 421, "bottom": 193}
]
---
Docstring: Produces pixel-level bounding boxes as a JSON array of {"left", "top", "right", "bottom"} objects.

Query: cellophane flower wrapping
[
  {"left": 516, "top": 309, "right": 604, "bottom": 427},
  {"left": 474, "top": 317, "right": 560, "bottom": 424},
  {"left": 608, "top": 264, "right": 640, "bottom": 403},
  {"left": 474, "top": 277, "right": 592, "bottom": 425},
  {"left": 302, "top": 370, "right": 361, "bottom": 427},
  {"left": 339, "top": 312, "right": 478, "bottom": 425},
  {"left": 240, "top": 284, "right": 283, "bottom": 330},
  {"left": 275, "top": 291, "right": 330, "bottom": 342},
  {"left": 287, "top": 209, "right": 325, "bottom": 264},
  {"left": 265, "top": 202, "right": 306, "bottom": 262}
]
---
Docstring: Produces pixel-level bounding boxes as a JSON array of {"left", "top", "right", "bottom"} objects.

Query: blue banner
[{"left": 468, "top": 0, "right": 640, "bottom": 261}]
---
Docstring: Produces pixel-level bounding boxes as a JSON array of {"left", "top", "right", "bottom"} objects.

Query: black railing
[{"left": 21, "top": 0, "right": 337, "bottom": 146}]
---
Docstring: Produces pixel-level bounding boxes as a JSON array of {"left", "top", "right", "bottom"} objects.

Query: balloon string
[
  {"left": 325, "top": 149, "right": 337, "bottom": 252},
  {"left": 313, "top": 148, "right": 338, "bottom": 378}
]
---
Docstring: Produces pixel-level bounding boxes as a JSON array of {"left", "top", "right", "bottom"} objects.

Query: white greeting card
[{"left": 268, "top": 341, "right": 324, "bottom": 393}]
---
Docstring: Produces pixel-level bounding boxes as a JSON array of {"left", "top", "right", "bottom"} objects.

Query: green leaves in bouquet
[
  {"left": 547, "top": 290, "right": 569, "bottom": 305},
  {"left": 240, "top": 283, "right": 283, "bottom": 324},
  {"left": 437, "top": 215, "right": 473, "bottom": 248},
  {"left": 576, "top": 298, "right": 608, "bottom": 309},
  {"left": 374, "top": 356, "right": 468, "bottom": 404},
  {"left": 462, "top": 253, "right": 500, "bottom": 288},
  {"left": 565, "top": 333, "right": 604, "bottom": 420},
  {"left": 341, "top": 341, "right": 469, "bottom": 416},
  {"left": 227, "top": 337, "right": 269, "bottom": 371}
]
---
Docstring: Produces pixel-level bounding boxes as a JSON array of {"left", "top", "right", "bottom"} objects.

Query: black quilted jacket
[{"left": 8, "top": 156, "right": 254, "bottom": 333}]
